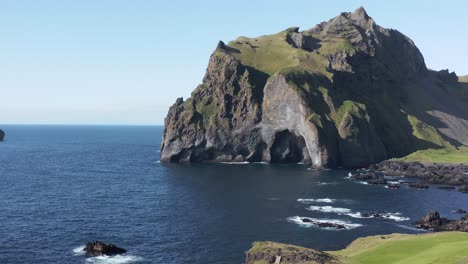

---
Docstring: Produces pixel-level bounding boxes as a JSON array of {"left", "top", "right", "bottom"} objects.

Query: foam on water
[
  {"left": 73, "top": 245, "right": 86, "bottom": 256},
  {"left": 307, "top": 206, "right": 351, "bottom": 214},
  {"left": 220, "top": 161, "right": 250, "bottom": 165},
  {"left": 287, "top": 216, "right": 362, "bottom": 230},
  {"left": 345, "top": 212, "right": 410, "bottom": 221},
  {"left": 85, "top": 255, "right": 143, "bottom": 264},
  {"left": 358, "top": 181, "right": 369, "bottom": 185},
  {"left": 297, "top": 198, "right": 335, "bottom": 204}
]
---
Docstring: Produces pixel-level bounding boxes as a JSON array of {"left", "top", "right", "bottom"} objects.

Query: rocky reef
[
  {"left": 161, "top": 7, "right": 468, "bottom": 168},
  {"left": 415, "top": 211, "right": 468, "bottom": 232}
]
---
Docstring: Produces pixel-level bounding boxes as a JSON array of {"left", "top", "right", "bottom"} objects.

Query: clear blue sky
[{"left": 1, "top": 0, "right": 466, "bottom": 125}]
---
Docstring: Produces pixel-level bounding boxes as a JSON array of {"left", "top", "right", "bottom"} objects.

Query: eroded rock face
[{"left": 161, "top": 7, "right": 468, "bottom": 168}]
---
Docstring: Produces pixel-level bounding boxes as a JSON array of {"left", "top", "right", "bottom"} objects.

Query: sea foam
[
  {"left": 287, "top": 216, "right": 362, "bottom": 230},
  {"left": 73, "top": 245, "right": 86, "bottom": 256},
  {"left": 307, "top": 206, "right": 351, "bottom": 214},
  {"left": 297, "top": 198, "right": 335, "bottom": 204},
  {"left": 85, "top": 255, "right": 143, "bottom": 264}
]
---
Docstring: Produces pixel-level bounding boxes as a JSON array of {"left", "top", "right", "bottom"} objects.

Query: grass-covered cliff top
[
  {"left": 222, "top": 30, "right": 331, "bottom": 78},
  {"left": 459, "top": 75, "right": 468, "bottom": 82},
  {"left": 247, "top": 232, "right": 468, "bottom": 264}
]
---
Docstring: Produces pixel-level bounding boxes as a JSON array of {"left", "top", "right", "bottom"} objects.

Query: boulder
[{"left": 84, "top": 241, "right": 126, "bottom": 256}]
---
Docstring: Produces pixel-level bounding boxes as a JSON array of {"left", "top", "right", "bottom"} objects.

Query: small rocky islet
[
  {"left": 83, "top": 241, "right": 126, "bottom": 256},
  {"left": 0, "top": 129, "right": 4, "bottom": 141}
]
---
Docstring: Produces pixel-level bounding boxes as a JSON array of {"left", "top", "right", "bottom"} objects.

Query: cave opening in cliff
[{"left": 270, "top": 130, "right": 308, "bottom": 163}]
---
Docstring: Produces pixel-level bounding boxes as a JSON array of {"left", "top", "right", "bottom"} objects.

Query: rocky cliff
[{"left": 161, "top": 7, "right": 468, "bottom": 168}]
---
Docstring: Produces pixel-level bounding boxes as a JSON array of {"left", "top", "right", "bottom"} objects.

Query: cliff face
[{"left": 161, "top": 7, "right": 468, "bottom": 168}]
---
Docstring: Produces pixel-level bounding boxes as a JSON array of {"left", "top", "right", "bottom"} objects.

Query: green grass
[
  {"left": 459, "top": 75, "right": 468, "bottom": 83},
  {"left": 319, "top": 38, "right": 357, "bottom": 56},
  {"left": 332, "top": 232, "right": 468, "bottom": 264},
  {"left": 400, "top": 147, "right": 468, "bottom": 164},
  {"left": 223, "top": 30, "right": 331, "bottom": 77},
  {"left": 406, "top": 114, "right": 453, "bottom": 149},
  {"left": 333, "top": 100, "right": 368, "bottom": 127},
  {"left": 247, "top": 232, "right": 468, "bottom": 264}
]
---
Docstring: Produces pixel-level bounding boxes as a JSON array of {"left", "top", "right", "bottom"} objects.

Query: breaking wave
[
  {"left": 220, "top": 161, "right": 250, "bottom": 165},
  {"left": 346, "top": 212, "right": 410, "bottom": 221},
  {"left": 297, "top": 198, "right": 335, "bottom": 204},
  {"left": 73, "top": 245, "right": 86, "bottom": 256},
  {"left": 287, "top": 216, "right": 362, "bottom": 230},
  {"left": 307, "top": 205, "right": 351, "bottom": 214},
  {"left": 85, "top": 255, "right": 143, "bottom": 264}
]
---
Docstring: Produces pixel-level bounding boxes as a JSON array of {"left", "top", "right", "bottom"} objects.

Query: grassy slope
[
  {"left": 400, "top": 147, "right": 468, "bottom": 164},
  {"left": 226, "top": 31, "right": 331, "bottom": 77},
  {"left": 398, "top": 77, "right": 468, "bottom": 164},
  {"left": 248, "top": 232, "right": 468, "bottom": 264},
  {"left": 332, "top": 232, "right": 468, "bottom": 264}
]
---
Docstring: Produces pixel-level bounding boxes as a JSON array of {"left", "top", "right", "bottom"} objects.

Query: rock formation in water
[
  {"left": 0, "top": 129, "right": 4, "bottom": 141},
  {"left": 161, "top": 7, "right": 468, "bottom": 168},
  {"left": 415, "top": 211, "right": 468, "bottom": 232},
  {"left": 84, "top": 241, "right": 126, "bottom": 256}
]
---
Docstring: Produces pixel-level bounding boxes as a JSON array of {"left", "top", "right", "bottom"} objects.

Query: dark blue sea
[{"left": 0, "top": 125, "right": 467, "bottom": 263}]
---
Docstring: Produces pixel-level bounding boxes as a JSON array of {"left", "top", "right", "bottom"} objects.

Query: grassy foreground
[
  {"left": 400, "top": 147, "right": 468, "bottom": 164},
  {"left": 247, "top": 232, "right": 468, "bottom": 264}
]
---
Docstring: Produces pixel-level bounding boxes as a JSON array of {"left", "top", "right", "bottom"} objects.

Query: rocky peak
[{"left": 160, "top": 8, "right": 466, "bottom": 167}]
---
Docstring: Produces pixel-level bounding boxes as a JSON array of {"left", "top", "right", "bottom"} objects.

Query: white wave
[
  {"left": 220, "top": 161, "right": 250, "bottom": 165},
  {"left": 317, "top": 182, "right": 339, "bottom": 185},
  {"left": 297, "top": 198, "right": 335, "bottom": 204},
  {"left": 397, "top": 224, "right": 428, "bottom": 232},
  {"left": 347, "top": 172, "right": 353, "bottom": 178},
  {"left": 253, "top": 162, "right": 269, "bottom": 164},
  {"left": 307, "top": 206, "right": 351, "bottom": 214},
  {"left": 387, "top": 180, "right": 401, "bottom": 185},
  {"left": 287, "top": 216, "right": 362, "bottom": 230},
  {"left": 86, "top": 255, "right": 143, "bottom": 264},
  {"left": 345, "top": 212, "right": 409, "bottom": 221},
  {"left": 358, "top": 181, "right": 369, "bottom": 185},
  {"left": 73, "top": 245, "right": 86, "bottom": 256},
  {"left": 154, "top": 160, "right": 160, "bottom": 163}
]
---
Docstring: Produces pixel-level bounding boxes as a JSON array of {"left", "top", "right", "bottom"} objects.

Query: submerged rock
[{"left": 84, "top": 241, "right": 126, "bottom": 256}]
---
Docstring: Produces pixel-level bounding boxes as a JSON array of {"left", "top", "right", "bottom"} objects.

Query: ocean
[{"left": 0, "top": 125, "right": 467, "bottom": 263}]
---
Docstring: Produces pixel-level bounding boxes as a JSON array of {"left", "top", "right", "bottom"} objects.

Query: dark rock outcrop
[
  {"left": 415, "top": 211, "right": 468, "bottom": 232},
  {"left": 0, "top": 129, "right": 4, "bottom": 141},
  {"left": 245, "top": 241, "right": 342, "bottom": 264},
  {"left": 161, "top": 7, "right": 468, "bottom": 168},
  {"left": 370, "top": 160, "right": 468, "bottom": 193},
  {"left": 84, "top": 241, "right": 126, "bottom": 256}
]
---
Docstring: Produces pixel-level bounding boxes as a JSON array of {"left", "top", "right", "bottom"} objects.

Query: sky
[{"left": 0, "top": 0, "right": 467, "bottom": 125}]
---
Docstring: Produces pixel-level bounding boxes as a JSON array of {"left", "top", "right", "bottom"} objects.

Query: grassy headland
[{"left": 247, "top": 232, "right": 468, "bottom": 264}]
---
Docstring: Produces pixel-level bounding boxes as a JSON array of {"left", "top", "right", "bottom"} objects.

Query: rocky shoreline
[
  {"left": 350, "top": 160, "right": 468, "bottom": 194},
  {"left": 415, "top": 211, "right": 468, "bottom": 232}
]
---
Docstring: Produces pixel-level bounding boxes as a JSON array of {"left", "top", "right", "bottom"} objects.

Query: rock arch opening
[{"left": 270, "top": 130, "right": 309, "bottom": 163}]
